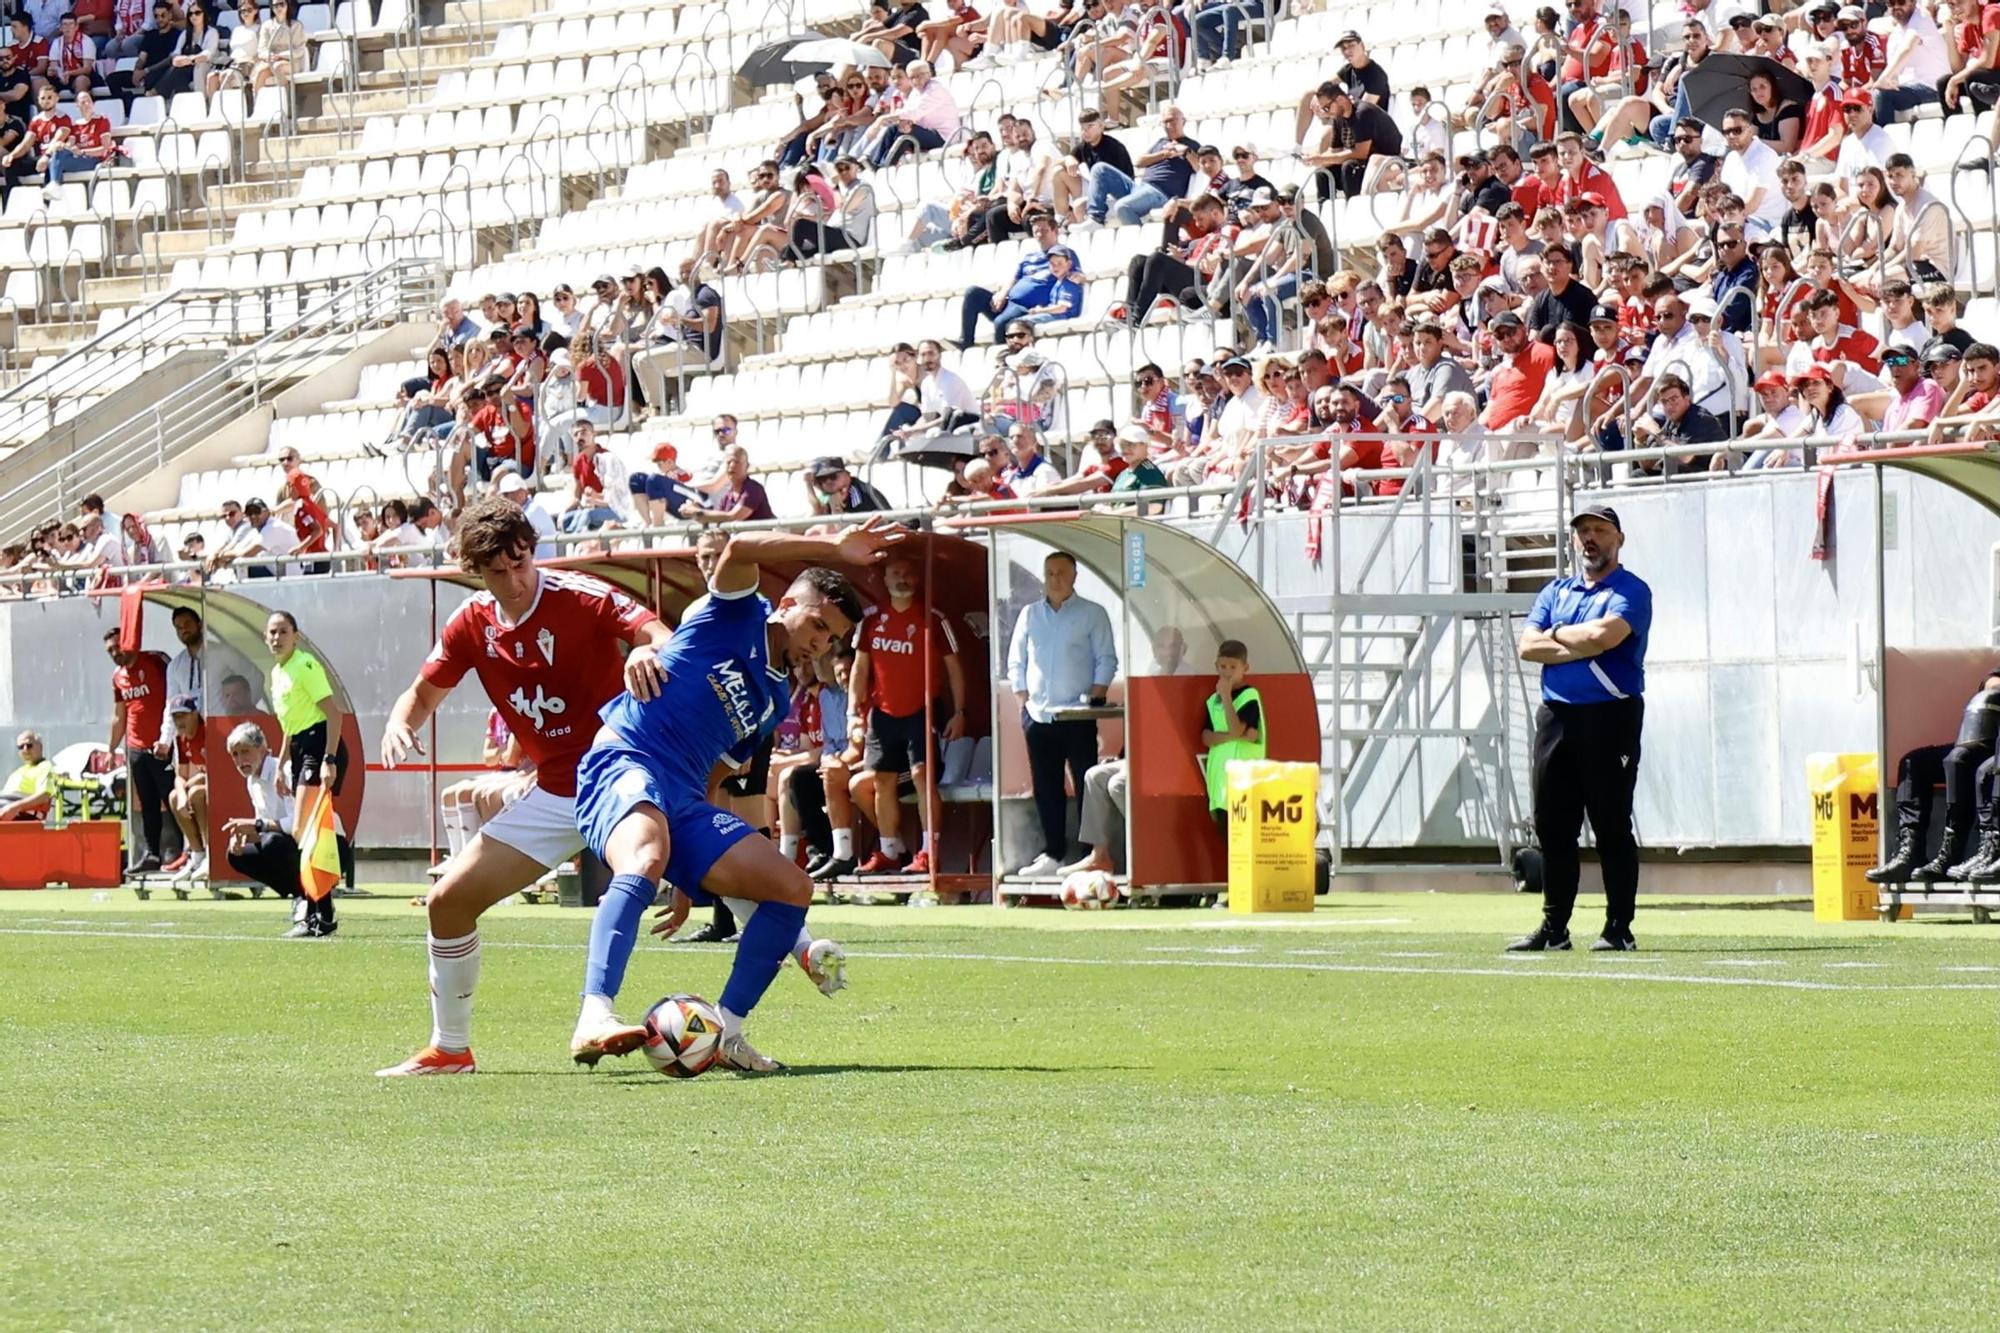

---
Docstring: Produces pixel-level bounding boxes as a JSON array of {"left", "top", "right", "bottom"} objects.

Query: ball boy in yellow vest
[{"left": 1200, "top": 640, "right": 1264, "bottom": 843}]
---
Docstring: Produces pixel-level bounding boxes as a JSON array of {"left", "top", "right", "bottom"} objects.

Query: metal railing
[{"left": 0, "top": 257, "right": 439, "bottom": 541}]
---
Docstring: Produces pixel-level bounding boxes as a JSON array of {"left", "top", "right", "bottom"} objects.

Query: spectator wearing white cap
[
  {"left": 494, "top": 472, "right": 557, "bottom": 560},
  {"left": 1871, "top": 0, "right": 1949, "bottom": 123}
]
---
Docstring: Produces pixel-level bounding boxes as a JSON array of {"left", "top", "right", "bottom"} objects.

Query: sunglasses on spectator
[
  {"left": 979, "top": 446, "right": 1003, "bottom": 458},
  {"left": 1232, "top": 151, "right": 1252, "bottom": 160},
  {"left": 279, "top": 453, "right": 299, "bottom": 464},
  {"left": 1006, "top": 330, "right": 1031, "bottom": 341},
  {"left": 1673, "top": 133, "right": 1699, "bottom": 143},
  {"left": 17, "top": 741, "right": 34, "bottom": 750},
  {"left": 1723, "top": 124, "right": 1750, "bottom": 136},
  {"left": 713, "top": 423, "right": 736, "bottom": 435},
  {"left": 1137, "top": 373, "right": 1159, "bottom": 385}
]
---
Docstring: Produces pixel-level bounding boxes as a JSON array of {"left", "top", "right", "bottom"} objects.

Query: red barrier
[{"left": 0, "top": 820, "right": 123, "bottom": 889}]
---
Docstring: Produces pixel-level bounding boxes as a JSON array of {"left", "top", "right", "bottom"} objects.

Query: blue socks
[
  {"left": 719, "top": 899, "right": 807, "bottom": 1019},
  {"left": 582, "top": 873, "right": 657, "bottom": 1000}
]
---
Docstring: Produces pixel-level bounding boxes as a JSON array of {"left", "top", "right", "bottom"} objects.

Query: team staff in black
[
  {"left": 1866, "top": 669, "right": 2000, "bottom": 883},
  {"left": 1509, "top": 505, "right": 1653, "bottom": 953}
]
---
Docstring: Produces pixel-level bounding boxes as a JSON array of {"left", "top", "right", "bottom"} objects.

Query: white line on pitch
[
  {"left": 4, "top": 925, "right": 1992, "bottom": 994},
  {"left": 1705, "top": 958, "right": 1783, "bottom": 967}
]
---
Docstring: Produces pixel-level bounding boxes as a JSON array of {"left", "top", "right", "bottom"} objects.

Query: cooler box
[
  {"left": 1808, "top": 752, "right": 1884, "bottom": 922},
  {"left": 1226, "top": 760, "right": 1319, "bottom": 914}
]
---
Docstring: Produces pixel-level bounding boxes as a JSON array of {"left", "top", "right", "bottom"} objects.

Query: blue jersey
[
  {"left": 599, "top": 585, "right": 791, "bottom": 779},
  {"left": 1527, "top": 566, "right": 1651, "bottom": 704}
]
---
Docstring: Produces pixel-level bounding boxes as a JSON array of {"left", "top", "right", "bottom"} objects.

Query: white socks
[
  {"left": 882, "top": 836, "right": 906, "bottom": 859},
  {"left": 920, "top": 830, "right": 935, "bottom": 854},
  {"left": 427, "top": 931, "right": 481, "bottom": 1052},
  {"left": 577, "top": 992, "right": 615, "bottom": 1029},
  {"left": 779, "top": 833, "right": 800, "bottom": 859},
  {"left": 719, "top": 1005, "right": 745, "bottom": 1039},
  {"left": 726, "top": 896, "right": 814, "bottom": 964},
  {"left": 442, "top": 802, "right": 483, "bottom": 858},
  {"left": 832, "top": 827, "right": 854, "bottom": 860}
]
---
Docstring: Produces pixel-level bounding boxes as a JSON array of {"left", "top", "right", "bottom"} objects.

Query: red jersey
[
  {"left": 1804, "top": 82, "right": 1843, "bottom": 150},
  {"left": 10, "top": 37, "right": 48, "bottom": 69},
  {"left": 1557, "top": 162, "right": 1625, "bottom": 219},
  {"left": 572, "top": 450, "right": 603, "bottom": 495},
  {"left": 286, "top": 470, "right": 331, "bottom": 554},
  {"left": 1512, "top": 175, "right": 1555, "bottom": 215},
  {"left": 27, "top": 111, "right": 67, "bottom": 147},
  {"left": 1959, "top": 3, "right": 2000, "bottom": 60},
  {"left": 112, "top": 651, "right": 170, "bottom": 750},
  {"left": 1812, "top": 325, "right": 1882, "bottom": 373},
  {"left": 175, "top": 730, "right": 204, "bottom": 769},
  {"left": 419, "top": 571, "right": 659, "bottom": 796},
  {"left": 1617, "top": 299, "right": 1654, "bottom": 343},
  {"left": 1839, "top": 32, "right": 1885, "bottom": 85},
  {"left": 68, "top": 115, "right": 111, "bottom": 153},
  {"left": 858, "top": 602, "right": 960, "bottom": 718}
]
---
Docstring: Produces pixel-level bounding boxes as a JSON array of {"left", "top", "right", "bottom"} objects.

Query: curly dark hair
[{"left": 455, "top": 494, "right": 537, "bottom": 572}]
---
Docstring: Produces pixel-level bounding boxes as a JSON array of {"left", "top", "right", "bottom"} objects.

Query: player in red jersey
[
  {"left": 106, "top": 627, "right": 175, "bottom": 876},
  {"left": 375, "top": 498, "right": 671, "bottom": 1076},
  {"left": 846, "top": 555, "right": 965, "bottom": 876}
]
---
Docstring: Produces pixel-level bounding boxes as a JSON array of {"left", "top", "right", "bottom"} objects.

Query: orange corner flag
[{"left": 297, "top": 784, "right": 342, "bottom": 901}]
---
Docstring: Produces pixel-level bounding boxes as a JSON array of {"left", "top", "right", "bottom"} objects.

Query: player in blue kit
[{"left": 569, "top": 518, "right": 902, "bottom": 1072}]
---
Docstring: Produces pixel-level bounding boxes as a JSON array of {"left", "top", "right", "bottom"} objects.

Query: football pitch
[{"left": 3, "top": 889, "right": 1996, "bottom": 1332}]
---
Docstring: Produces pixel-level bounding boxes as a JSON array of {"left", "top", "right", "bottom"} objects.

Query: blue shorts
[{"left": 574, "top": 737, "right": 756, "bottom": 903}]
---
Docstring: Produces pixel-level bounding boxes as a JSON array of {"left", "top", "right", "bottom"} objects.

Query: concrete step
[{"left": 18, "top": 320, "right": 96, "bottom": 354}]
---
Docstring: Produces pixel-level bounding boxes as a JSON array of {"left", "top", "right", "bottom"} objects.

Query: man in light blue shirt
[{"left": 1005, "top": 551, "right": 1118, "bottom": 879}]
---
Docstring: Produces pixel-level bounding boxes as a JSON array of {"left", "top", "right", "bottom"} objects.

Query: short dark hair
[
  {"left": 1886, "top": 152, "right": 1915, "bottom": 172},
  {"left": 103, "top": 628, "right": 121, "bottom": 644},
  {"left": 1044, "top": 550, "right": 1078, "bottom": 574},
  {"left": 267, "top": 610, "right": 299, "bottom": 633},
  {"left": 1966, "top": 341, "right": 2000, "bottom": 363},
  {"left": 1217, "top": 639, "right": 1249, "bottom": 662},
  {"left": 170, "top": 606, "right": 201, "bottom": 625},
  {"left": 455, "top": 494, "right": 538, "bottom": 572},
  {"left": 1656, "top": 373, "right": 1692, "bottom": 396},
  {"left": 1805, "top": 288, "right": 1842, "bottom": 313},
  {"left": 791, "top": 566, "right": 865, "bottom": 629},
  {"left": 80, "top": 493, "right": 106, "bottom": 514}
]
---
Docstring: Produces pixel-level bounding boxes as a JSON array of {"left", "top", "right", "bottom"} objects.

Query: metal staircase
[{"left": 0, "top": 257, "right": 437, "bottom": 537}]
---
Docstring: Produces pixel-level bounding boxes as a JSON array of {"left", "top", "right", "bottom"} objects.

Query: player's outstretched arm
[
  {"left": 711, "top": 517, "right": 906, "bottom": 594},
  {"left": 381, "top": 678, "right": 451, "bottom": 767}
]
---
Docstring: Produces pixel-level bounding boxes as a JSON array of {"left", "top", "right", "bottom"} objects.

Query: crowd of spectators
[{"left": 0, "top": 1, "right": 307, "bottom": 199}]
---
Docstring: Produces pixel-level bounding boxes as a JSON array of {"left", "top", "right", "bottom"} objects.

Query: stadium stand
[{"left": 2, "top": 0, "right": 1999, "bottom": 697}]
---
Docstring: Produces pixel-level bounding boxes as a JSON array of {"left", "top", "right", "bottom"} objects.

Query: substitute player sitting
[
  {"left": 848, "top": 555, "right": 967, "bottom": 876},
  {"left": 569, "top": 520, "right": 898, "bottom": 1073},
  {"left": 374, "top": 498, "right": 671, "bottom": 1078}
]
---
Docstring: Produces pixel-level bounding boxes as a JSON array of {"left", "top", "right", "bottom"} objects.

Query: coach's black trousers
[
  {"left": 1531, "top": 697, "right": 1644, "bottom": 933},
  {"left": 126, "top": 745, "right": 176, "bottom": 862},
  {"left": 1891, "top": 741, "right": 1992, "bottom": 836},
  {"left": 1024, "top": 716, "right": 1098, "bottom": 861},
  {"left": 227, "top": 830, "right": 303, "bottom": 898},
  {"left": 786, "top": 766, "right": 833, "bottom": 855}
]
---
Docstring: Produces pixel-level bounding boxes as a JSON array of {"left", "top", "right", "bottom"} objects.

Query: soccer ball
[
  {"left": 641, "top": 993, "right": 723, "bottom": 1078},
  {"left": 1061, "top": 870, "right": 1118, "bottom": 911}
]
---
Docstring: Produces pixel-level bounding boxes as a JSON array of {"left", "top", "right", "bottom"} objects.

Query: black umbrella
[
  {"left": 1680, "top": 53, "right": 1815, "bottom": 133},
  {"left": 890, "top": 427, "right": 980, "bottom": 470},
  {"left": 739, "top": 32, "right": 888, "bottom": 87}
]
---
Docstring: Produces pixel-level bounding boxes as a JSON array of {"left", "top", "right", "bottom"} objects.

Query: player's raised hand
[
  {"left": 834, "top": 515, "right": 907, "bottom": 566},
  {"left": 648, "top": 886, "right": 693, "bottom": 938},
  {"left": 379, "top": 722, "right": 425, "bottom": 768},
  {"left": 624, "top": 643, "right": 668, "bottom": 701}
]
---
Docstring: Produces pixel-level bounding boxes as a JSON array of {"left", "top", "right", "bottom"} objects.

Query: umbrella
[
  {"left": 1680, "top": 53, "right": 1814, "bottom": 133},
  {"left": 737, "top": 33, "right": 889, "bottom": 87},
  {"left": 890, "top": 427, "right": 980, "bottom": 471}
]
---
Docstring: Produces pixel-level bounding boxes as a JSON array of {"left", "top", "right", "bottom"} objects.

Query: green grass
[{"left": 2, "top": 887, "right": 1997, "bottom": 1331}]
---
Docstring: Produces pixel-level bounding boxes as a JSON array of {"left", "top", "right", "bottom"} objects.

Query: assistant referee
[{"left": 1508, "top": 504, "right": 1652, "bottom": 954}]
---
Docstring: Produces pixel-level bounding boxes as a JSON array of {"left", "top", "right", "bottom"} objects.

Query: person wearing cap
[
  {"left": 1234, "top": 189, "right": 1320, "bottom": 352},
  {"left": 1477, "top": 4, "right": 1525, "bottom": 81},
  {"left": 1870, "top": 0, "right": 1948, "bottom": 124},
  {"left": 1793, "top": 42, "right": 1847, "bottom": 169},
  {"left": 1921, "top": 337, "right": 1965, "bottom": 404},
  {"left": 1334, "top": 29, "right": 1391, "bottom": 106},
  {"left": 1880, "top": 343, "right": 1945, "bottom": 433},
  {"left": 1831, "top": 4, "right": 1887, "bottom": 85},
  {"left": 1833, "top": 89, "right": 1893, "bottom": 182},
  {"left": 1788, "top": 363, "right": 1867, "bottom": 456},
  {"left": 1928, "top": 339, "right": 2000, "bottom": 441},
  {"left": 0, "top": 729, "right": 55, "bottom": 822},
  {"left": 1302, "top": 83, "right": 1402, "bottom": 200},
  {"left": 1721, "top": 368, "right": 1809, "bottom": 471},
  {"left": 806, "top": 456, "right": 892, "bottom": 516},
  {"left": 1509, "top": 504, "right": 1651, "bottom": 953},
  {"left": 165, "top": 693, "right": 211, "bottom": 884},
  {"left": 494, "top": 471, "right": 558, "bottom": 561},
  {"left": 1481, "top": 309, "right": 1558, "bottom": 431}
]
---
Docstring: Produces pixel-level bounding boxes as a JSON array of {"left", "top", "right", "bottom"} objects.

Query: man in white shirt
[
  {"left": 495, "top": 471, "right": 558, "bottom": 559},
  {"left": 1718, "top": 109, "right": 1786, "bottom": 237},
  {"left": 1834, "top": 91, "right": 1894, "bottom": 184},
  {"left": 1636, "top": 292, "right": 1743, "bottom": 419},
  {"left": 235, "top": 498, "right": 299, "bottom": 579},
  {"left": 897, "top": 338, "right": 979, "bottom": 443},
  {"left": 1002, "top": 421, "right": 1063, "bottom": 494},
  {"left": 75, "top": 508, "right": 120, "bottom": 570},
  {"left": 1868, "top": 0, "right": 1949, "bottom": 123},
  {"left": 165, "top": 606, "right": 259, "bottom": 713},
  {"left": 219, "top": 721, "right": 306, "bottom": 911}
]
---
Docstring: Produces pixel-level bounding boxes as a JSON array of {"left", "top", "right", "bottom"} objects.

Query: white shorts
[{"left": 474, "top": 784, "right": 582, "bottom": 869}]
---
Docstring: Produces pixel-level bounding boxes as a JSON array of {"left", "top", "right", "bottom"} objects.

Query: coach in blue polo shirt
[{"left": 1508, "top": 503, "right": 1652, "bottom": 954}]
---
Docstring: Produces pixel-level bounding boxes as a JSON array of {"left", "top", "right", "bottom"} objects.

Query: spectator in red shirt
[
  {"left": 106, "top": 627, "right": 177, "bottom": 875},
  {"left": 1482, "top": 310, "right": 1558, "bottom": 430},
  {"left": 1509, "top": 141, "right": 1561, "bottom": 216},
  {"left": 1801, "top": 286, "right": 1883, "bottom": 375},
  {"left": 2, "top": 83, "right": 64, "bottom": 181},
  {"left": 1836, "top": 5, "right": 1887, "bottom": 85},
  {"left": 275, "top": 446, "right": 332, "bottom": 574},
  {"left": 1941, "top": 0, "right": 2000, "bottom": 115},
  {"left": 1553, "top": 131, "right": 1625, "bottom": 219}
]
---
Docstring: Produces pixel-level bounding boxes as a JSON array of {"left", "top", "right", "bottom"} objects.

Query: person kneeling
[{"left": 219, "top": 722, "right": 307, "bottom": 928}]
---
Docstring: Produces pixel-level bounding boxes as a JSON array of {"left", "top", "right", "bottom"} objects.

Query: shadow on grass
[{"left": 471, "top": 1063, "right": 1146, "bottom": 1080}]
